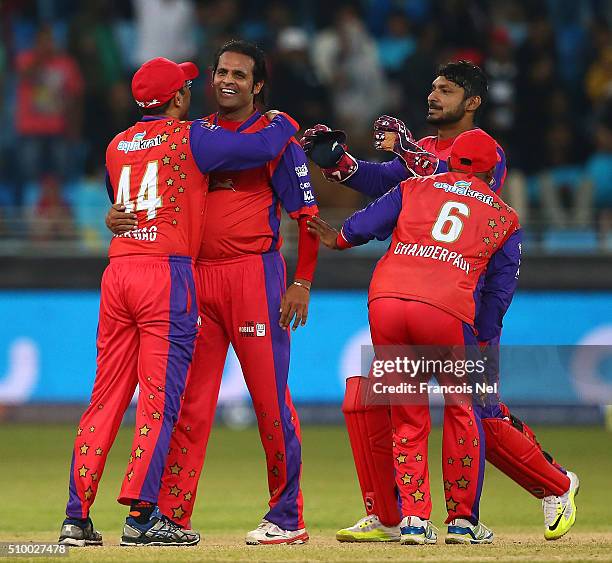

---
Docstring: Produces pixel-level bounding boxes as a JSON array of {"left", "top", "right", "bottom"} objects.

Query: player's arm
[
  {"left": 190, "top": 112, "right": 299, "bottom": 172},
  {"left": 270, "top": 140, "right": 320, "bottom": 331},
  {"left": 474, "top": 228, "right": 522, "bottom": 343},
  {"left": 105, "top": 167, "right": 138, "bottom": 234},
  {"left": 491, "top": 146, "right": 507, "bottom": 193},
  {"left": 307, "top": 184, "right": 403, "bottom": 250}
]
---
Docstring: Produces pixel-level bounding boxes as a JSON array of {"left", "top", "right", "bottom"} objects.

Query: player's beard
[{"left": 426, "top": 103, "right": 466, "bottom": 126}]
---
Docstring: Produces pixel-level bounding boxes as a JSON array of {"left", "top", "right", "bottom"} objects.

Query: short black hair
[
  {"left": 212, "top": 39, "right": 268, "bottom": 106},
  {"left": 437, "top": 60, "right": 488, "bottom": 105}
]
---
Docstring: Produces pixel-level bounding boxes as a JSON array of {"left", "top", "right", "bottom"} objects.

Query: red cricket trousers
[
  {"left": 65, "top": 255, "right": 198, "bottom": 518},
  {"left": 368, "top": 297, "right": 485, "bottom": 524},
  {"left": 158, "top": 251, "right": 304, "bottom": 530}
]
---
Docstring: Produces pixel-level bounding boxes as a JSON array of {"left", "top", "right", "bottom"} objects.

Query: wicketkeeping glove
[
  {"left": 373, "top": 115, "right": 439, "bottom": 176},
  {"left": 300, "top": 124, "right": 358, "bottom": 183}
]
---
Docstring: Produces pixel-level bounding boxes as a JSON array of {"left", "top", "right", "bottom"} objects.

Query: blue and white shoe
[
  {"left": 121, "top": 506, "right": 200, "bottom": 546},
  {"left": 399, "top": 516, "right": 438, "bottom": 545},
  {"left": 446, "top": 518, "right": 493, "bottom": 544}
]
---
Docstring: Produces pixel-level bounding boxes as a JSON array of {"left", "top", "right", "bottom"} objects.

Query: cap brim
[{"left": 179, "top": 62, "right": 199, "bottom": 81}]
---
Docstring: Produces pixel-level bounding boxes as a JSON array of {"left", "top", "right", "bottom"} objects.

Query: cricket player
[
  {"left": 58, "top": 56, "right": 299, "bottom": 547},
  {"left": 308, "top": 129, "right": 522, "bottom": 544},
  {"left": 107, "top": 41, "right": 318, "bottom": 545},
  {"left": 302, "top": 60, "right": 578, "bottom": 542}
]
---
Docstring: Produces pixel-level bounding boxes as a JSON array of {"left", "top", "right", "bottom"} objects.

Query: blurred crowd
[{"left": 0, "top": 0, "right": 611, "bottom": 252}]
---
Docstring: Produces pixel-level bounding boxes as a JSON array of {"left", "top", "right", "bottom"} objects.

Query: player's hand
[
  {"left": 373, "top": 114, "right": 439, "bottom": 176},
  {"left": 300, "top": 124, "right": 358, "bottom": 182},
  {"left": 106, "top": 204, "right": 137, "bottom": 234},
  {"left": 307, "top": 216, "right": 339, "bottom": 249},
  {"left": 265, "top": 109, "right": 281, "bottom": 121},
  {"left": 279, "top": 280, "right": 310, "bottom": 331}
]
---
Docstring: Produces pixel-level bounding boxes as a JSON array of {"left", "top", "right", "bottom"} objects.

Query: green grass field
[{"left": 0, "top": 423, "right": 611, "bottom": 562}]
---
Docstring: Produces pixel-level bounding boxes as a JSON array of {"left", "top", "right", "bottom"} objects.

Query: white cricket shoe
[
  {"left": 543, "top": 471, "right": 580, "bottom": 540},
  {"left": 399, "top": 515, "right": 438, "bottom": 545},
  {"left": 446, "top": 518, "right": 494, "bottom": 544},
  {"left": 336, "top": 514, "right": 401, "bottom": 542},
  {"left": 245, "top": 519, "right": 308, "bottom": 545}
]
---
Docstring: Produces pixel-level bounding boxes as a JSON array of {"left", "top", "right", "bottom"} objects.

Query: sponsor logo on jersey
[
  {"left": 433, "top": 180, "right": 494, "bottom": 206},
  {"left": 239, "top": 321, "right": 266, "bottom": 337},
  {"left": 117, "top": 131, "right": 163, "bottom": 154},
  {"left": 294, "top": 163, "right": 309, "bottom": 178},
  {"left": 393, "top": 241, "right": 471, "bottom": 274},
  {"left": 300, "top": 181, "right": 315, "bottom": 202}
]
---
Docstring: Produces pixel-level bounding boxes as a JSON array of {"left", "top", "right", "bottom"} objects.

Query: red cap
[
  {"left": 448, "top": 129, "right": 498, "bottom": 174},
  {"left": 131, "top": 57, "right": 199, "bottom": 109}
]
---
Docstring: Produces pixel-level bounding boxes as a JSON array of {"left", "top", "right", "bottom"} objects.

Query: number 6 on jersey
[
  {"left": 431, "top": 201, "right": 470, "bottom": 243},
  {"left": 116, "top": 161, "right": 162, "bottom": 220}
]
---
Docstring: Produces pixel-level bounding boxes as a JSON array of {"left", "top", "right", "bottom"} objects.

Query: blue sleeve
[
  {"left": 341, "top": 185, "right": 403, "bottom": 246},
  {"left": 189, "top": 115, "right": 297, "bottom": 173},
  {"left": 344, "top": 157, "right": 410, "bottom": 198},
  {"left": 105, "top": 169, "right": 114, "bottom": 203},
  {"left": 270, "top": 141, "right": 318, "bottom": 216},
  {"left": 491, "top": 146, "right": 507, "bottom": 193},
  {"left": 474, "top": 229, "right": 521, "bottom": 342}
]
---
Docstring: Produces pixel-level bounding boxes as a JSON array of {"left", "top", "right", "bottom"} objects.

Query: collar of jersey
[{"left": 213, "top": 110, "right": 261, "bottom": 133}]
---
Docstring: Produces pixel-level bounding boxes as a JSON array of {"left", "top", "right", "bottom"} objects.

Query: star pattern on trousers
[
  {"left": 270, "top": 466, "right": 279, "bottom": 477},
  {"left": 273, "top": 420, "right": 280, "bottom": 428},
  {"left": 169, "top": 463, "right": 182, "bottom": 475},
  {"left": 184, "top": 491, "right": 193, "bottom": 502},
  {"left": 444, "top": 480, "right": 453, "bottom": 491},
  {"left": 91, "top": 472, "right": 98, "bottom": 482},
  {"left": 152, "top": 412, "right": 161, "bottom": 420},
  {"left": 456, "top": 476, "right": 470, "bottom": 489},
  {"left": 135, "top": 445, "right": 145, "bottom": 459},
  {"left": 411, "top": 489, "right": 425, "bottom": 502},
  {"left": 267, "top": 434, "right": 273, "bottom": 441},
  {"left": 89, "top": 426, "right": 95, "bottom": 433},
  {"left": 275, "top": 452, "right": 284, "bottom": 462},
  {"left": 461, "top": 455, "right": 473, "bottom": 467},
  {"left": 446, "top": 497, "right": 459, "bottom": 512},
  {"left": 458, "top": 437, "right": 465, "bottom": 445},
  {"left": 78, "top": 464, "right": 89, "bottom": 478},
  {"left": 473, "top": 438, "right": 479, "bottom": 447},
  {"left": 447, "top": 457, "right": 454, "bottom": 465},
  {"left": 170, "top": 485, "right": 181, "bottom": 497},
  {"left": 95, "top": 447, "right": 103, "bottom": 456},
  {"left": 77, "top": 427, "right": 83, "bottom": 436},
  {"left": 172, "top": 506, "right": 185, "bottom": 520},
  {"left": 140, "top": 425, "right": 151, "bottom": 436},
  {"left": 127, "top": 469, "right": 134, "bottom": 481},
  {"left": 401, "top": 473, "right": 412, "bottom": 485},
  {"left": 396, "top": 453, "right": 407, "bottom": 464},
  {"left": 415, "top": 453, "right": 423, "bottom": 461},
  {"left": 417, "top": 478, "right": 424, "bottom": 486},
  {"left": 189, "top": 470, "right": 196, "bottom": 478},
  {"left": 84, "top": 486, "right": 94, "bottom": 500},
  {"left": 181, "top": 447, "right": 188, "bottom": 454},
  {"left": 400, "top": 437, "right": 408, "bottom": 444},
  {"left": 79, "top": 443, "right": 89, "bottom": 455}
]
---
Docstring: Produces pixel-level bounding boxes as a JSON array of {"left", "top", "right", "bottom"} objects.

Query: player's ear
[
  {"left": 252, "top": 80, "right": 264, "bottom": 96},
  {"left": 465, "top": 95, "right": 481, "bottom": 113}
]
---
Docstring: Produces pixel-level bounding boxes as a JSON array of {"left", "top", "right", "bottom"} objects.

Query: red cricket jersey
[
  {"left": 106, "top": 118, "right": 207, "bottom": 258},
  {"left": 199, "top": 112, "right": 318, "bottom": 260},
  {"left": 367, "top": 172, "right": 519, "bottom": 324}
]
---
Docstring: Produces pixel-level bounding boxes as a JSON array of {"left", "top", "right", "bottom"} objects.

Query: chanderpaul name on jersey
[{"left": 393, "top": 241, "right": 470, "bottom": 274}]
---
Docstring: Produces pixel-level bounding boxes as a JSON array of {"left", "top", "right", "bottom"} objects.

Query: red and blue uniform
[
  {"left": 340, "top": 171, "right": 520, "bottom": 522},
  {"left": 65, "top": 113, "right": 298, "bottom": 519},
  {"left": 158, "top": 111, "right": 318, "bottom": 530},
  {"left": 338, "top": 134, "right": 570, "bottom": 528}
]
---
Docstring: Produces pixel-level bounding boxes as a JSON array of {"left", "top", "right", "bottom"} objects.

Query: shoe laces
[
  {"left": 356, "top": 515, "right": 379, "bottom": 528},
  {"left": 542, "top": 494, "right": 564, "bottom": 525}
]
